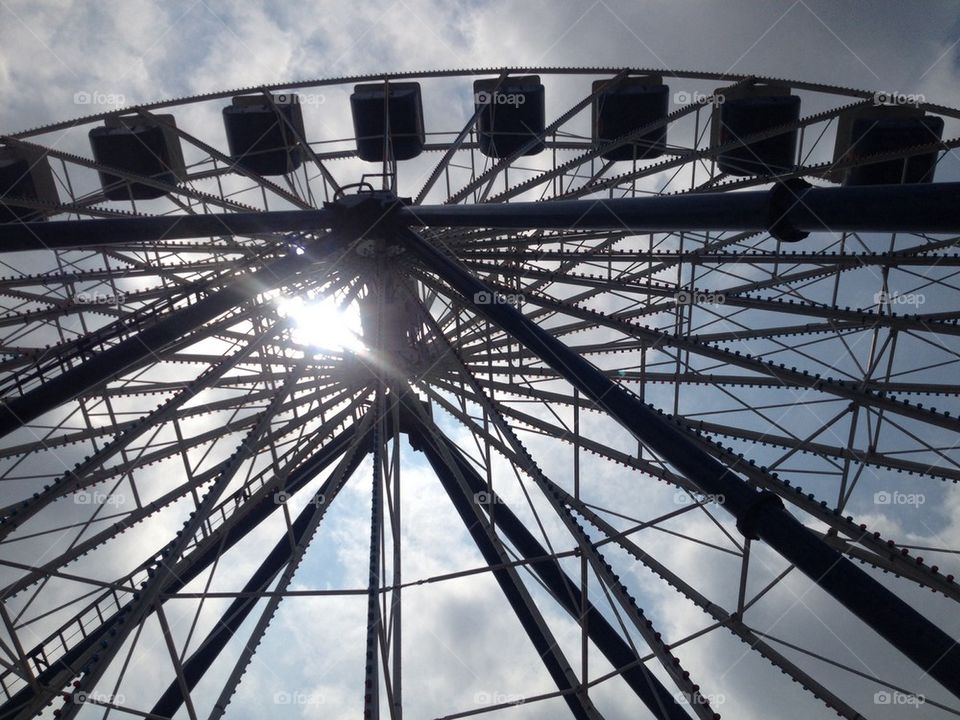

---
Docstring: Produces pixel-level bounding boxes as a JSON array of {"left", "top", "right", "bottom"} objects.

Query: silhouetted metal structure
[{"left": 0, "top": 69, "right": 957, "bottom": 720}]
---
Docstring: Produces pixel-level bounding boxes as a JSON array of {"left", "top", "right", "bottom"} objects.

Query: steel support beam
[
  {"left": 407, "top": 182, "right": 960, "bottom": 236},
  {"left": 0, "top": 239, "right": 340, "bottom": 439},
  {"left": 0, "top": 422, "right": 361, "bottom": 720},
  {"left": 398, "top": 225, "right": 960, "bottom": 699},
  {"left": 0, "top": 324, "right": 281, "bottom": 535},
  {"left": 152, "top": 420, "right": 371, "bottom": 719},
  {"left": 423, "top": 383, "right": 868, "bottom": 719},
  {"left": 1, "top": 182, "right": 959, "bottom": 251},
  {"left": 44, "top": 372, "right": 307, "bottom": 720},
  {"left": 407, "top": 398, "right": 691, "bottom": 720},
  {"left": 411, "top": 413, "right": 606, "bottom": 719}
]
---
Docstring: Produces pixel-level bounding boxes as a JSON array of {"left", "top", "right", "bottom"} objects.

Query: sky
[{"left": 1, "top": 1, "right": 960, "bottom": 719}]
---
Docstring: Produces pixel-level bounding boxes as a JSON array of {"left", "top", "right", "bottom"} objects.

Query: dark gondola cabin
[
  {"left": 711, "top": 82, "right": 801, "bottom": 176},
  {"left": 832, "top": 105, "right": 944, "bottom": 185},
  {"left": 351, "top": 82, "right": 426, "bottom": 162},
  {"left": 592, "top": 75, "right": 669, "bottom": 161},
  {"left": 0, "top": 145, "right": 59, "bottom": 222},
  {"left": 474, "top": 75, "right": 546, "bottom": 158},
  {"left": 89, "top": 115, "right": 186, "bottom": 200},
  {"left": 223, "top": 94, "right": 305, "bottom": 176}
]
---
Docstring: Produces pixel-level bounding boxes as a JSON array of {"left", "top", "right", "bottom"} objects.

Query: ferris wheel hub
[{"left": 324, "top": 190, "right": 411, "bottom": 252}]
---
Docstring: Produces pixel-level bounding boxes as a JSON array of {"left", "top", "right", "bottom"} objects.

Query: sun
[{"left": 276, "top": 293, "right": 365, "bottom": 354}]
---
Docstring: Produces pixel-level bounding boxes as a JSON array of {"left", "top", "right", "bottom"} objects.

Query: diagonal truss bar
[
  {"left": 425, "top": 384, "right": 867, "bottom": 719},
  {"left": 471, "top": 70, "right": 631, "bottom": 205},
  {"left": 406, "top": 397, "right": 692, "bottom": 720},
  {"left": 0, "top": 383, "right": 358, "bottom": 601},
  {"left": 0, "top": 322, "right": 282, "bottom": 535},
  {"left": 413, "top": 71, "right": 507, "bottom": 205},
  {"left": 427, "top": 380, "right": 960, "bottom": 612},
  {"left": 52, "top": 368, "right": 308, "bottom": 720},
  {"left": 408, "top": 400, "right": 607, "bottom": 720},
  {"left": 365, "top": 387, "right": 385, "bottom": 720},
  {"left": 0, "top": 416, "right": 361, "bottom": 720},
  {"left": 176, "top": 413, "right": 373, "bottom": 720},
  {"left": 420, "top": 272, "right": 960, "bottom": 434},
  {"left": 259, "top": 89, "right": 343, "bottom": 197},
  {"left": 0, "top": 236, "right": 347, "bottom": 440},
  {"left": 409, "top": 305, "right": 718, "bottom": 719},
  {"left": 399, "top": 224, "right": 960, "bottom": 699},
  {"left": 131, "top": 109, "right": 314, "bottom": 211}
]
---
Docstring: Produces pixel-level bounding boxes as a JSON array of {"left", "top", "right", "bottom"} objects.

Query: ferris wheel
[{"left": 0, "top": 67, "right": 958, "bottom": 720}]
